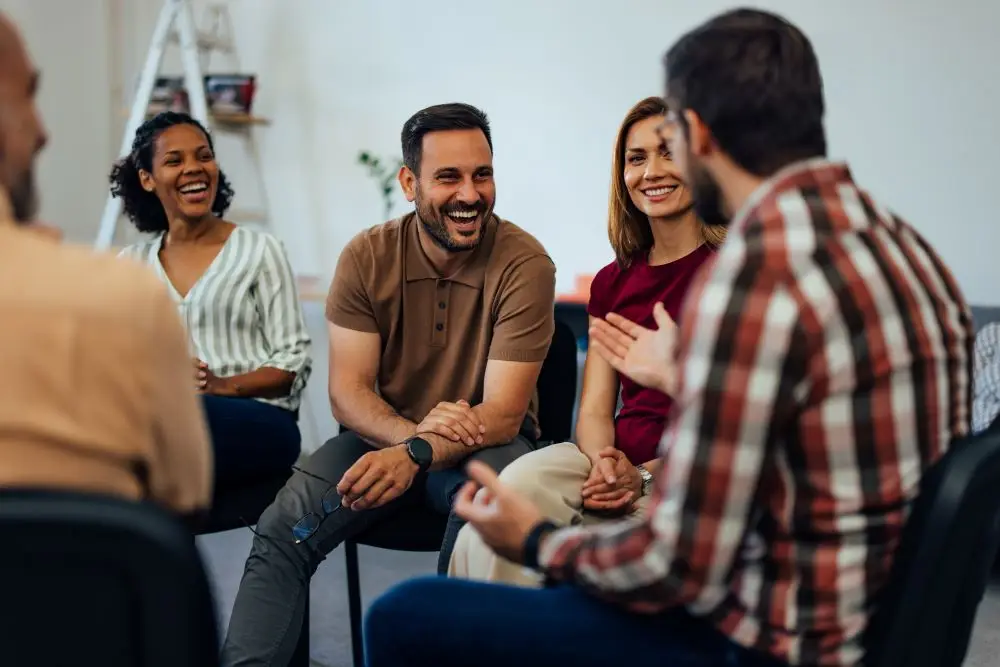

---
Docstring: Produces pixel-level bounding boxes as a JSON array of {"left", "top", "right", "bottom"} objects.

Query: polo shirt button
[
  {"left": 438, "top": 301, "right": 446, "bottom": 309},
  {"left": 436, "top": 323, "right": 444, "bottom": 331}
]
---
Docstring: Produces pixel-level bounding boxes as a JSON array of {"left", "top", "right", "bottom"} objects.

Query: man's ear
[
  {"left": 398, "top": 165, "right": 417, "bottom": 203},
  {"left": 138, "top": 168, "right": 156, "bottom": 193},
  {"left": 683, "top": 109, "right": 715, "bottom": 159}
]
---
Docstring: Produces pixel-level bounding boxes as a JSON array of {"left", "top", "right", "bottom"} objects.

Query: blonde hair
[{"left": 607, "top": 96, "right": 726, "bottom": 266}]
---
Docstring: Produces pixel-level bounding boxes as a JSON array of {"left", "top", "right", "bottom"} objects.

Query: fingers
[
  {"left": 464, "top": 460, "right": 502, "bottom": 493},
  {"left": 604, "top": 312, "right": 648, "bottom": 339},
  {"left": 587, "top": 488, "right": 630, "bottom": 503},
  {"left": 454, "top": 480, "right": 494, "bottom": 523},
  {"left": 652, "top": 301, "right": 676, "bottom": 331},
  {"left": 589, "top": 319, "right": 633, "bottom": 360},
  {"left": 336, "top": 456, "right": 371, "bottom": 497},
  {"left": 351, "top": 477, "right": 399, "bottom": 511},
  {"left": 581, "top": 481, "right": 615, "bottom": 498},
  {"left": 583, "top": 491, "right": 634, "bottom": 512},
  {"left": 341, "top": 465, "right": 382, "bottom": 506},
  {"left": 454, "top": 479, "right": 479, "bottom": 507},
  {"left": 423, "top": 421, "right": 465, "bottom": 443},
  {"left": 423, "top": 402, "right": 485, "bottom": 446},
  {"left": 597, "top": 456, "right": 618, "bottom": 485}
]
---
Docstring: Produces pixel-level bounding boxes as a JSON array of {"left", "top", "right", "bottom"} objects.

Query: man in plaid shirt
[
  {"left": 362, "top": 8, "right": 973, "bottom": 667},
  {"left": 973, "top": 323, "right": 1000, "bottom": 433}
]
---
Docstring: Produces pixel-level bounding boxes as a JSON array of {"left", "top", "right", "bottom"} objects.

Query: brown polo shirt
[{"left": 326, "top": 213, "right": 555, "bottom": 433}]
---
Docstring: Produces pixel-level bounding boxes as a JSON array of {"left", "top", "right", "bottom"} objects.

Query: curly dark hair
[{"left": 109, "top": 111, "right": 235, "bottom": 233}]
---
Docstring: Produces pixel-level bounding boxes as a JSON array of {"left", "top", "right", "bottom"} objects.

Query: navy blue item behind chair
[
  {"left": 0, "top": 490, "right": 219, "bottom": 667},
  {"left": 343, "top": 317, "right": 580, "bottom": 667},
  {"left": 863, "top": 428, "right": 1000, "bottom": 666}
]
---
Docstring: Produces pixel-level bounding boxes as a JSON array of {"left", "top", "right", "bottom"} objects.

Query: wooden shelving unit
[{"left": 138, "top": 110, "right": 270, "bottom": 128}]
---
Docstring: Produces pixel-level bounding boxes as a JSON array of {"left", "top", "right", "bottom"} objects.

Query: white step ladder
[
  {"left": 97, "top": 0, "right": 322, "bottom": 451},
  {"left": 96, "top": 0, "right": 272, "bottom": 248},
  {"left": 96, "top": 0, "right": 209, "bottom": 250}
]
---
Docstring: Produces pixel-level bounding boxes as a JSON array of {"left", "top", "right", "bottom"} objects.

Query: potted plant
[{"left": 357, "top": 151, "right": 404, "bottom": 220}]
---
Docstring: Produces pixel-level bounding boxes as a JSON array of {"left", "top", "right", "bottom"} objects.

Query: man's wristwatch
[
  {"left": 636, "top": 464, "right": 653, "bottom": 497},
  {"left": 405, "top": 436, "right": 433, "bottom": 473}
]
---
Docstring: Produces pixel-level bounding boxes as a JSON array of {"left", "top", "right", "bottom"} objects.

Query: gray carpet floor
[{"left": 197, "top": 528, "right": 1000, "bottom": 667}]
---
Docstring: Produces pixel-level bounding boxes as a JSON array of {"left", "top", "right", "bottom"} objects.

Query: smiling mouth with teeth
[
  {"left": 179, "top": 183, "right": 209, "bottom": 194},
  {"left": 642, "top": 185, "right": 678, "bottom": 197},
  {"left": 446, "top": 210, "right": 479, "bottom": 222}
]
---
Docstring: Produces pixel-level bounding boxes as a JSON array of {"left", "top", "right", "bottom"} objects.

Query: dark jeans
[
  {"left": 202, "top": 395, "right": 301, "bottom": 486},
  {"left": 365, "top": 577, "right": 785, "bottom": 667},
  {"left": 221, "top": 430, "right": 535, "bottom": 666}
]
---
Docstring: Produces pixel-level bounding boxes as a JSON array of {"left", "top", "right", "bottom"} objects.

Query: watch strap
[
  {"left": 522, "top": 520, "right": 559, "bottom": 570},
  {"left": 636, "top": 464, "right": 653, "bottom": 496}
]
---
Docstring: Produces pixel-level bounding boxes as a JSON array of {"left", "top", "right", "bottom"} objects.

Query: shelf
[
  {"left": 209, "top": 112, "right": 271, "bottom": 127},
  {"left": 133, "top": 109, "right": 271, "bottom": 127}
]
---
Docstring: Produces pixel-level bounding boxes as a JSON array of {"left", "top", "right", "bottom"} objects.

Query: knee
[
  {"left": 365, "top": 577, "right": 439, "bottom": 653},
  {"left": 252, "top": 476, "right": 311, "bottom": 541},
  {"left": 496, "top": 453, "right": 552, "bottom": 504}
]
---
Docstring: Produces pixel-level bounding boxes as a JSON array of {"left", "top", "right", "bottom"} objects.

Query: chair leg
[
  {"left": 346, "top": 539, "right": 364, "bottom": 667},
  {"left": 289, "top": 585, "right": 310, "bottom": 666}
]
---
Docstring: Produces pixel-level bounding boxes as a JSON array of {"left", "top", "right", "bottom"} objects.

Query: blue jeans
[
  {"left": 364, "top": 577, "right": 785, "bottom": 667},
  {"left": 201, "top": 395, "right": 301, "bottom": 486}
]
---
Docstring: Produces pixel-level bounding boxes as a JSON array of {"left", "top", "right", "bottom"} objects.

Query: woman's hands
[{"left": 580, "top": 447, "right": 642, "bottom": 515}]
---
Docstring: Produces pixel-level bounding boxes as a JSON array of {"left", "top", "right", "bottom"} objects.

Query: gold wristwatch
[{"left": 636, "top": 464, "right": 653, "bottom": 496}]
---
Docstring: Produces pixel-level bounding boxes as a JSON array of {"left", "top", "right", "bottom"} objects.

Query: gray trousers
[{"left": 221, "top": 430, "right": 535, "bottom": 666}]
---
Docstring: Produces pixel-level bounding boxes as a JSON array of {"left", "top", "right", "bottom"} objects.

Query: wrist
[
  {"left": 522, "top": 520, "right": 559, "bottom": 570},
  {"left": 218, "top": 377, "right": 241, "bottom": 397}
]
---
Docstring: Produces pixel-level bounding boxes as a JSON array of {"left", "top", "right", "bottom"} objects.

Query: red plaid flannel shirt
[{"left": 539, "top": 159, "right": 973, "bottom": 666}]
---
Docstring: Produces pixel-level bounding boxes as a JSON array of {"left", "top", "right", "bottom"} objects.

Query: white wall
[
  {"left": 0, "top": 0, "right": 121, "bottom": 244},
  {"left": 112, "top": 0, "right": 1000, "bottom": 305},
  {"left": 6, "top": 1, "right": 999, "bottom": 447}
]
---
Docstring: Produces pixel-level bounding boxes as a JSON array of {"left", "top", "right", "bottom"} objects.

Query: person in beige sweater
[{"left": 0, "top": 12, "right": 212, "bottom": 516}]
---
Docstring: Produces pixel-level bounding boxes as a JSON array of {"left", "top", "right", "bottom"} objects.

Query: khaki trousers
[{"left": 447, "top": 442, "right": 649, "bottom": 587}]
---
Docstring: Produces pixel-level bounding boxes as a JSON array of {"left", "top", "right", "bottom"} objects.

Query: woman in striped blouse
[{"left": 110, "top": 112, "right": 312, "bottom": 487}]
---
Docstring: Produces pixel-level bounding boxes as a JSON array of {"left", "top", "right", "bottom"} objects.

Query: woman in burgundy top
[{"left": 448, "top": 97, "right": 724, "bottom": 586}]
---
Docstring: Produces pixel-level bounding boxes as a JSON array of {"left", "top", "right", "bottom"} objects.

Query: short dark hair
[
  {"left": 400, "top": 103, "right": 492, "bottom": 174},
  {"left": 664, "top": 8, "right": 827, "bottom": 176},
  {"left": 108, "top": 111, "right": 234, "bottom": 233}
]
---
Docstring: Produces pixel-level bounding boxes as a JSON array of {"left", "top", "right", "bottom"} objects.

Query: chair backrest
[
  {"left": 0, "top": 489, "right": 219, "bottom": 667},
  {"left": 535, "top": 318, "right": 579, "bottom": 443},
  {"left": 863, "top": 428, "right": 1000, "bottom": 667}
]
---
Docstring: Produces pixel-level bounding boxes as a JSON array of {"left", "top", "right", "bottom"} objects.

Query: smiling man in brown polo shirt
[{"left": 223, "top": 102, "right": 556, "bottom": 665}]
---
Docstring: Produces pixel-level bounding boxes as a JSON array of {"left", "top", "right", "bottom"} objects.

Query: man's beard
[
  {"left": 9, "top": 168, "right": 38, "bottom": 223},
  {"left": 415, "top": 191, "right": 491, "bottom": 253},
  {"left": 687, "top": 158, "right": 729, "bottom": 229}
]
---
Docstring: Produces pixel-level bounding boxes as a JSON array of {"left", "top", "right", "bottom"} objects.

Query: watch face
[{"left": 408, "top": 437, "right": 433, "bottom": 467}]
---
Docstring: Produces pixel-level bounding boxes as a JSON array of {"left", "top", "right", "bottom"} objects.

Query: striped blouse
[{"left": 118, "top": 226, "right": 312, "bottom": 413}]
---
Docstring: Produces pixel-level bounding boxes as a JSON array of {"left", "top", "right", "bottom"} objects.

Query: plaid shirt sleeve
[
  {"left": 538, "top": 231, "right": 805, "bottom": 613},
  {"left": 972, "top": 323, "right": 1000, "bottom": 432}
]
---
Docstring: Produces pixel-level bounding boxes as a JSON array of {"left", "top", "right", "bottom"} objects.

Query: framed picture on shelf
[
  {"left": 204, "top": 74, "right": 257, "bottom": 115},
  {"left": 147, "top": 76, "right": 189, "bottom": 114}
]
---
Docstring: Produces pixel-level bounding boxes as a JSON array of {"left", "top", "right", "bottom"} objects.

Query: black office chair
[
  {"left": 343, "top": 318, "right": 579, "bottom": 667},
  {"left": 863, "top": 428, "right": 1000, "bottom": 667},
  {"left": 193, "top": 469, "right": 311, "bottom": 666},
  {"left": 0, "top": 489, "right": 219, "bottom": 666}
]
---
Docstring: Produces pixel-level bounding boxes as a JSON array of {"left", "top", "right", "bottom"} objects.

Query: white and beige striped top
[{"left": 118, "top": 226, "right": 312, "bottom": 413}]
